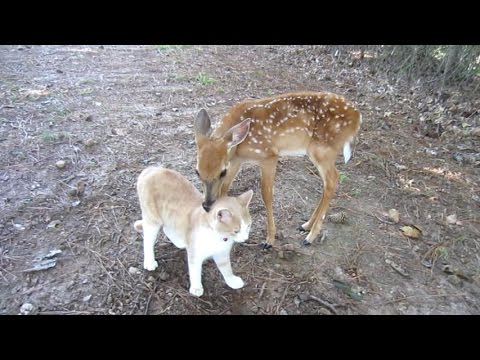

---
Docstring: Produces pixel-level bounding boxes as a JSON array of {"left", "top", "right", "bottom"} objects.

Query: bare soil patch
[{"left": 1, "top": 45, "right": 479, "bottom": 314}]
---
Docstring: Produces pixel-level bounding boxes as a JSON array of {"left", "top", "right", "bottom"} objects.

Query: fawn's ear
[
  {"left": 237, "top": 189, "right": 253, "bottom": 208},
  {"left": 195, "top": 109, "right": 212, "bottom": 138},
  {"left": 217, "top": 208, "right": 232, "bottom": 223},
  {"left": 224, "top": 118, "right": 250, "bottom": 148}
]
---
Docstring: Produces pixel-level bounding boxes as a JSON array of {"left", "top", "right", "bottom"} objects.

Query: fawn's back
[{"left": 216, "top": 91, "right": 361, "bottom": 161}]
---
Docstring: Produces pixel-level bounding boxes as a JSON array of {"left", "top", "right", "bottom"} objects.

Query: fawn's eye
[
  {"left": 220, "top": 169, "right": 227, "bottom": 178},
  {"left": 234, "top": 229, "right": 240, "bottom": 234}
]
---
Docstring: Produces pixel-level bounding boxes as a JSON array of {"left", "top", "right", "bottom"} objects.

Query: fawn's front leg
[{"left": 260, "top": 157, "right": 278, "bottom": 249}]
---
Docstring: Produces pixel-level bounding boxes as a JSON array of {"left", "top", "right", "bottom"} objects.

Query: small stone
[
  {"left": 19, "top": 303, "right": 34, "bottom": 315},
  {"left": 159, "top": 271, "right": 169, "bottom": 281},
  {"left": 55, "top": 160, "right": 66, "bottom": 169},
  {"left": 14, "top": 223, "right": 25, "bottom": 231},
  {"left": 282, "top": 244, "right": 295, "bottom": 251},
  {"left": 446, "top": 214, "right": 457, "bottom": 225},
  {"left": 83, "top": 139, "right": 95, "bottom": 147},
  {"left": 47, "top": 220, "right": 61, "bottom": 229},
  {"left": 279, "top": 309, "right": 288, "bottom": 315},
  {"left": 83, "top": 294, "right": 92, "bottom": 302},
  {"left": 278, "top": 251, "right": 285, "bottom": 259},
  {"left": 447, "top": 275, "right": 462, "bottom": 286},
  {"left": 388, "top": 209, "right": 400, "bottom": 223},
  {"left": 68, "top": 188, "right": 78, "bottom": 197},
  {"left": 298, "top": 293, "right": 309, "bottom": 301},
  {"left": 128, "top": 266, "right": 142, "bottom": 275},
  {"left": 453, "top": 153, "right": 464, "bottom": 162},
  {"left": 318, "top": 308, "right": 332, "bottom": 315}
]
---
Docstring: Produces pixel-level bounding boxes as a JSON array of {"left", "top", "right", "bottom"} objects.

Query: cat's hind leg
[{"left": 142, "top": 221, "right": 161, "bottom": 271}]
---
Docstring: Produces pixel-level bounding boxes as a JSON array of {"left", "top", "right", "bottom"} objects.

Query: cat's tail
[{"left": 134, "top": 220, "right": 143, "bottom": 233}]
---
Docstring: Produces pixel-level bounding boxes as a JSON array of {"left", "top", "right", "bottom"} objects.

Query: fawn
[{"left": 194, "top": 91, "right": 361, "bottom": 249}]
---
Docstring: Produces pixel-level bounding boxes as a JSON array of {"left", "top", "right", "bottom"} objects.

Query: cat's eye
[
  {"left": 220, "top": 169, "right": 227, "bottom": 178},
  {"left": 195, "top": 169, "right": 200, "bottom": 177},
  {"left": 234, "top": 230, "right": 240, "bottom": 234}
]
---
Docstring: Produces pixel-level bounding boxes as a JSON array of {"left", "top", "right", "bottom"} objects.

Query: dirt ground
[{"left": 1, "top": 45, "right": 479, "bottom": 315}]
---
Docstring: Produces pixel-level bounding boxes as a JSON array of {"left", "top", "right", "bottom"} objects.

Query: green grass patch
[
  {"left": 339, "top": 173, "right": 348, "bottom": 184},
  {"left": 195, "top": 73, "right": 215, "bottom": 86},
  {"left": 39, "top": 130, "right": 70, "bottom": 142},
  {"left": 154, "top": 45, "right": 182, "bottom": 51}
]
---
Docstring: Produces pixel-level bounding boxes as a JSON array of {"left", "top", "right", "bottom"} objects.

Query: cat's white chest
[
  {"left": 163, "top": 226, "right": 186, "bottom": 249},
  {"left": 192, "top": 226, "right": 233, "bottom": 258}
]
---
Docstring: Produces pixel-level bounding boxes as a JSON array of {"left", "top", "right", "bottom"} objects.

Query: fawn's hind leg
[{"left": 299, "top": 144, "right": 339, "bottom": 246}]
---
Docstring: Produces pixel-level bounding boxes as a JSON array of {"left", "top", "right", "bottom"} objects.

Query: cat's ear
[
  {"left": 217, "top": 209, "right": 232, "bottom": 223},
  {"left": 237, "top": 189, "right": 253, "bottom": 208}
]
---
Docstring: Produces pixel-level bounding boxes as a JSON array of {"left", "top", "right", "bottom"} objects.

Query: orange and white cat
[{"left": 134, "top": 166, "right": 253, "bottom": 297}]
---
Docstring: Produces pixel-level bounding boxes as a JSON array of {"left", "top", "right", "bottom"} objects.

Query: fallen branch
[{"left": 307, "top": 295, "right": 339, "bottom": 315}]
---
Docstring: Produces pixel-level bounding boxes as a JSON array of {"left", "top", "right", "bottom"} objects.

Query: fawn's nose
[{"left": 202, "top": 201, "right": 213, "bottom": 212}]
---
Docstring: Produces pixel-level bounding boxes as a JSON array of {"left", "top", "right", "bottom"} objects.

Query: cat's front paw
[
  {"left": 225, "top": 275, "right": 244, "bottom": 289},
  {"left": 143, "top": 259, "right": 158, "bottom": 271},
  {"left": 189, "top": 286, "right": 204, "bottom": 297}
]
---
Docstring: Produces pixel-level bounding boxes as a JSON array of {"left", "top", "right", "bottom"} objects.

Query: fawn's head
[{"left": 194, "top": 109, "right": 250, "bottom": 212}]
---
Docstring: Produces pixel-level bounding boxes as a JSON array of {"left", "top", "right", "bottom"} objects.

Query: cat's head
[{"left": 211, "top": 189, "right": 253, "bottom": 243}]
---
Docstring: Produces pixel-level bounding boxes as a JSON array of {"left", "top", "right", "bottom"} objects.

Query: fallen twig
[
  {"left": 307, "top": 295, "right": 339, "bottom": 315},
  {"left": 276, "top": 285, "right": 289, "bottom": 314}
]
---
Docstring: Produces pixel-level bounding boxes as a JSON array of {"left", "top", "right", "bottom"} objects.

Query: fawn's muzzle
[{"left": 202, "top": 201, "right": 213, "bottom": 212}]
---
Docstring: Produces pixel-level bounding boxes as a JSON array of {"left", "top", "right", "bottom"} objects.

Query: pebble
[
  {"left": 55, "top": 160, "right": 66, "bottom": 169},
  {"left": 128, "top": 266, "right": 142, "bottom": 275},
  {"left": 19, "top": 303, "right": 34, "bottom": 315},
  {"left": 159, "top": 271, "right": 169, "bottom": 281}
]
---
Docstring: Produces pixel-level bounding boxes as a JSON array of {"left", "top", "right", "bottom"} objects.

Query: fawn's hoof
[
  {"left": 297, "top": 225, "right": 308, "bottom": 232},
  {"left": 261, "top": 242, "right": 273, "bottom": 251},
  {"left": 300, "top": 239, "right": 312, "bottom": 247}
]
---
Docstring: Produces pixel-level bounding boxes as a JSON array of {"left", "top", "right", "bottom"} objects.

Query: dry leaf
[
  {"left": 46, "top": 220, "right": 61, "bottom": 229},
  {"left": 412, "top": 224, "right": 423, "bottom": 233},
  {"left": 388, "top": 209, "right": 400, "bottom": 223},
  {"left": 400, "top": 226, "right": 421, "bottom": 239},
  {"left": 76, "top": 181, "right": 85, "bottom": 196}
]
